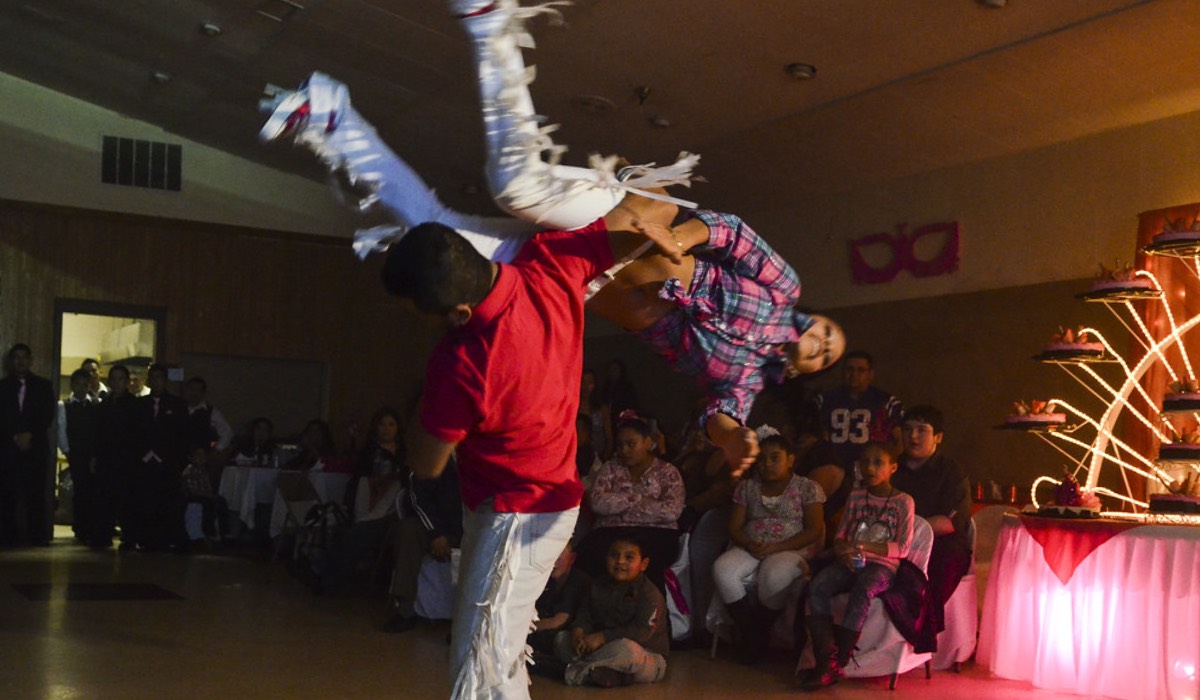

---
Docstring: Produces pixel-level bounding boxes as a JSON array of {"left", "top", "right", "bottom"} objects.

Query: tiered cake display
[{"left": 1003, "top": 243, "right": 1200, "bottom": 519}]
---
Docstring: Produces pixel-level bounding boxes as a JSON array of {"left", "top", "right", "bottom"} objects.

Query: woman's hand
[{"left": 632, "top": 220, "right": 687, "bottom": 264}]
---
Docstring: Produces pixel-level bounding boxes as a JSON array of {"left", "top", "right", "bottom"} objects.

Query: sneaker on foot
[
  {"left": 258, "top": 72, "right": 348, "bottom": 143},
  {"left": 587, "top": 667, "right": 630, "bottom": 688}
]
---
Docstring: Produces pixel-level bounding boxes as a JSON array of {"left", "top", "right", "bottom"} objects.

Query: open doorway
[{"left": 53, "top": 300, "right": 166, "bottom": 399}]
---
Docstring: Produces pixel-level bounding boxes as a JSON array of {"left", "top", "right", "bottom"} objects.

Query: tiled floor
[{"left": 0, "top": 528, "right": 1087, "bottom": 700}]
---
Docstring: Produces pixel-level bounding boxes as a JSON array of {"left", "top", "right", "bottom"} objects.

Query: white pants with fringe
[{"left": 450, "top": 501, "right": 579, "bottom": 699}]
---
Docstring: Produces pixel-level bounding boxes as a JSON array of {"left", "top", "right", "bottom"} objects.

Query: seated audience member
[
  {"left": 713, "top": 428, "right": 825, "bottom": 664},
  {"left": 183, "top": 377, "right": 234, "bottom": 457},
  {"left": 576, "top": 413, "right": 602, "bottom": 485},
  {"left": 812, "top": 350, "right": 904, "bottom": 470},
  {"left": 528, "top": 539, "right": 591, "bottom": 677},
  {"left": 348, "top": 407, "right": 407, "bottom": 519},
  {"left": 231, "top": 417, "right": 277, "bottom": 467},
  {"left": 93, "top": 365, "right": 139, "bottom": 549},
  {"left": 792, "top": 414, "right": 850, "bottom": 546},
  {"left": 580, "top": 368, "right": 611, "bottom": 462},
  {"left": 801, "top": 441, "right": 914, "bottom": 691},
  {"left": 577, "top": 412, "right": 684, "bottom": 590},
  {"left": 557, "top": 537, "right": 669, "bottom": 688},
  {"left": 597, "top": 360, "right": 640, "bottom": 444},
  {"left": 889, "top": 405, "right": 972, "bottom": 635},
  {"left": 57, "top": 369, "right": 99, "bottom": 543},
  {"left": 181, "top": 445, "right": 227, "bottom": 544},
  {"left": 283, "top": 419, "right": 336, "bottom": 471},
  {"left": 672, "top": 419, "right": 735, "bottom": 638},
  {"left": 382, "top": 459, "right": 462, "bottom": 632}
]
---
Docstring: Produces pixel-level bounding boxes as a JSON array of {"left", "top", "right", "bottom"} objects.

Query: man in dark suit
[
  {"left": 129, "top": 363, "right": 189, "bottom": 551},
  {"left": 0, "top": 344, "right": 56, "bottom": 546}
]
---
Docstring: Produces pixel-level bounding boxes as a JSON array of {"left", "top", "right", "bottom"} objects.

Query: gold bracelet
[{"left": 669, "top": 228, "right": 684, "bottom": 249}]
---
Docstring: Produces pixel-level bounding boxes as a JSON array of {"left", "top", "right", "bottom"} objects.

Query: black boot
[
  {"left": 741, "top": 604, "right": 781, "bottom": 665},
  {"left": 726, "top": 597, "right": 760, "bottom": 663},
  {"left": 800, "top": 615, "right": 841, "bottom": 691},
  {"left": 834, "top": 624, "right": 861, "bottom": 669}
]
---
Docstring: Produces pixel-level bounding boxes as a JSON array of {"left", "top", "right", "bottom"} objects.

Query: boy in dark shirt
[
  {"left": 528, "top": 539, "right": 590, "bottom": 677},
  {"left": 557, "top": 537, "right": 669, "bottom": 688}
]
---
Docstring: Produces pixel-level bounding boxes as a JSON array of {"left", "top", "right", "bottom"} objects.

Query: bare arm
[{"left": 405, "top": 422, "right": 457, "bottom": 480}]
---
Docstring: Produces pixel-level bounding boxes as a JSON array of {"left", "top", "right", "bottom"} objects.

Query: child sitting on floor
[
  {"left": 800, "top": 441, "right": 914, "bottom": 691},
  {"left": 556, "top": 536, "right": 669, "bottom": 688}
]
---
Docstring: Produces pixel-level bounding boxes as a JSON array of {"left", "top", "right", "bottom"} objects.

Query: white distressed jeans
[{"left": 450, "top": 502, "right": 579, "bottom": 699}]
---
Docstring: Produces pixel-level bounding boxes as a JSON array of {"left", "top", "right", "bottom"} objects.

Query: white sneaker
[{"left": 258, "top": 72, "right": 349, "bottom": 143}]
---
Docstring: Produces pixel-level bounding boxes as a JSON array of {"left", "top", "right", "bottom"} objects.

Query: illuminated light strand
[
  {"left": 1123, "top": 296, "right": 1178, "bottom": 381},
  {"left": 1027, "top": 470, "right": 1147, "bottom": 513},
  {"left": 1083, "top": 313, "right": 1200, "bottom": 490},
  {"left": 1093, "top": 485, "right": 1148, "bottom": 509},
  {"left": 1047, "top": 431, "right": 1161, "bottom": 482},
  {"left": 1081, "top": 327, "right": 1162, "bottom": 413},
  {"left": 1074, "top": 360, "right": 1169, "bottom": 443},
  {"left": 1056, "top": 364, "right": 1112, "bottom": 407},
  {"left": 1141, "top": 271, "right": 1197, "bottom": 381},
  {"left": 1112, "top": 302, "right": 1153, "bottom": 355},
  {"left": 1034, "top": 431, "right": 1087, "bottom": 468},
  {"left": 1051, "top": 398, "right": 1162, "bottom": 472},
  {"left": 1030, "top": 476, "right": 1058, "bottom": 509}
]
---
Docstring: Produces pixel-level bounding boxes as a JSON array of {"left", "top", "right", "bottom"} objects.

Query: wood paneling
[{"left": 0, "top": 198, "right": 438, "bottom": 442}]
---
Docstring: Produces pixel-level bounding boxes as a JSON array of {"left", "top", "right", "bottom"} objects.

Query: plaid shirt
[{"left": 634, "top": 210, "right": 812, "bottom": 426}]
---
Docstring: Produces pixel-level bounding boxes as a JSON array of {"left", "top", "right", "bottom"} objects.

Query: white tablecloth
[
  {"left": 217, "top": 466, "right": 280, "bottom": 529},
  {"left": 268, "top": 471, "right": 351, "bottom": 537},
  {"left": 978, "top": 514, "right": 1200, "bottom": 700}
]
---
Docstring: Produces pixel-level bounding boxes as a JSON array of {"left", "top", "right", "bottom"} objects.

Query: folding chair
[
  {"left": 932, "top": 517, "right": 979, "bottom": 671},
  {"left": 271, "top": 471, "right": 321, "bottom": 565},
  {"left": 796, "top": 516, "right": 936, "bottom": 690}
]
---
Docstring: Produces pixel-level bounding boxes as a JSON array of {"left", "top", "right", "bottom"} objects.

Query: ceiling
[{"left": 1, "top": 0, "right": 1199, "bottom": 218}]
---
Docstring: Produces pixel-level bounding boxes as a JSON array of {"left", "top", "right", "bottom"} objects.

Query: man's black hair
[
  {"left": 381, "top": 222, "right": 494, "bottom": 315},
  {"left": 844, "top": 350, "right": 874, "bottom": 367}
]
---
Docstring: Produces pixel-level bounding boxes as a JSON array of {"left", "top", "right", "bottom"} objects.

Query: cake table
[{"left": 978, "top": 513, "right": 1200, "bottom": 699}]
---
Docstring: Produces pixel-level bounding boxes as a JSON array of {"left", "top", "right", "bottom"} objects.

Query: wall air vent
[{"left": 101, "top": 136, "right": 182, "bottom": 192}]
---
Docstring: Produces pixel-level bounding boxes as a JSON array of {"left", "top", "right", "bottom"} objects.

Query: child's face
[
  {"left": 903, "top": 420, "right": 942, "bottom": 459},
  {"left": 614, "top": 427, "right": 654, "bottom": 468},
  {"left": 606, "top": 540, "right": 649, "bottom": 584},
  {"left": 858, "top": 446, "right": 897, "bottom": 489},
  {"left": 757, "top": 443, "right": 794, "bottom": 482}
]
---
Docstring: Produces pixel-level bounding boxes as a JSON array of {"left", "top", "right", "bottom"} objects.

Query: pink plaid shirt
[{"left": 635, "top": 210, "right": 811, "bottom": 427}]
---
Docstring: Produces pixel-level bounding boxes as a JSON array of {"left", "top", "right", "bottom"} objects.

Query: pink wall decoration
[{"left": 849, "top": 221, "right": 960, "bottom": 284}]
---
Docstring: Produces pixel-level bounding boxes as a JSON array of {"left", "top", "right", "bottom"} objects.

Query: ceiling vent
[{"left": 101, "top": 136, "right": 182, "bottom": 191}]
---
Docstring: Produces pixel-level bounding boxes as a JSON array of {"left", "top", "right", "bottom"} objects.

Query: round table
[{"left": 978, "top": 513, "right": 1200, "bottom": 700}]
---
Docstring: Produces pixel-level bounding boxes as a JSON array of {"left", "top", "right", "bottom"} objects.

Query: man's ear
[{"left": 446, "top": 303, "right": 473, "bottom": 328}]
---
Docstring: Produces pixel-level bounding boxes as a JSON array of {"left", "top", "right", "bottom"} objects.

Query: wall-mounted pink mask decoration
[{"left": 849, "top": 221, "right": 960, "bottom": 284}]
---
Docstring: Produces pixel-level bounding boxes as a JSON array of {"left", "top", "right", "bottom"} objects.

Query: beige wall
[{"left": 751, "top": 109, "right": 1200, "bottom": 309}]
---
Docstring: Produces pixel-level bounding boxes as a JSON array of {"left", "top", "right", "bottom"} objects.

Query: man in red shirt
[{"left": 387, "top": 201, "right": 667, "bottom": 698}]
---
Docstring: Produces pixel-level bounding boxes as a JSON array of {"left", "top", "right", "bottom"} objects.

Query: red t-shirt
[{"left": 420, "top": 222, "right": 614, "bottom": 513}]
